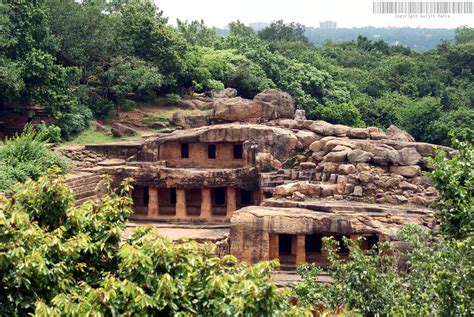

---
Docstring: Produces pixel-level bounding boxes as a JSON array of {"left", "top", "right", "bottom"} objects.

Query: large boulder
[
  {"left": 253, "top": 89, "right": 295, "bottom": 119},
  {"left": 398, "top": 147, "right": 422, "bottom": 166},
  {"left": 170, "top": 111, "right": 211, "bottom": 128},
  {"left": 274, "top": 181, "right": 321, "bottom": 197},
  {"left": 212, "top": 97, "right": 276, "bottom": 122},
  {"left": 213, "top": 88, "right": 238, "bottom": 99},
  {"left": 111, "top": 122, "right": 137, "bottom": 137},
  {"left": 386, "top": 125, "right": 415, "bottom": 142},
  {"left": 176, "top": 100, "right": 197, "bottom": 110}
]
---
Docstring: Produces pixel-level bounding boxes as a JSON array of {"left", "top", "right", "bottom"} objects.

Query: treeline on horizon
[
  {"left": 216, "top": 25, "right": 457, "bottom": 51},
  {"left": 0, "top": 0, "right": 473, "bottom": 146}
]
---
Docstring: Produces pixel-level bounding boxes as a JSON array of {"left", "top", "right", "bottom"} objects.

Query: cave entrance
[
  {"left": 212, "top": 187, "right": 227, "bottom": 216},
  {"left": 158, "top": 188, "right": 176, "bottom": 216},
  {"left": 185, "top": 188, "right": 201, "bottom": 216}
]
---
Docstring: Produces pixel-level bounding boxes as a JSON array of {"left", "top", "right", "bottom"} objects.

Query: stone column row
[{"left": 146, "top": 186, "right": 237, "bottom": 220}]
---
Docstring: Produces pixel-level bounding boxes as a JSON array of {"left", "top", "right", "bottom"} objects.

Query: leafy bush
[
  {"left": 308, "top": 102, "right": 365, "bottom": 127},
  {"left": 0, "top": 125, "right": 69, "bottom": 192},
  {"left": 207, "top": 78, "right": 225, "bottom": 91},
  {"left": 429, "top": 139, "right": 473, "bottom": 239},
  {"left": 35, "top": 123, "right": 61, "bottom": 144},
  {"left": 165, "top": 93, "right": 181, "bottom": 105},
  {"left": 123, "top": 99, "right": 137, "bottom": 112},
  {"left": 294, "top": 228, "right": 473, "bottom": 316}
]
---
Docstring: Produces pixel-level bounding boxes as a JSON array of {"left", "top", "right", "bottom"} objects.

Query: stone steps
[
  {"left": 75, "top": 195, "right": 99, "bottom": 206},
  {"left": 65, "top": 173, "right": 102, "bottom": 206}
]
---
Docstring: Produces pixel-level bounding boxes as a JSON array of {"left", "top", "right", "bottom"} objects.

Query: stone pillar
[
  {"left": 291, "top": 235, "right": 298, "bottom": 255},
  {"left": 148, "top": 187, "right": 159, "bottom": 217},
  {"left": 200, "top": 188, "right": 212, "bottom": 221},
  {"left": 226, "top": 187, "right": 236, "bottom": 219},
  {"left": 295, "top": 234, "right": 306, "bottom": 265},
  {"left": 252, "top": 190, "right": 261, "bottom": 205},
  {"left": 175, "top": 188, "right": 186, "bottom": 220},
  {"left": 269, "top": 234, "right": 279, "bottom": 261}
]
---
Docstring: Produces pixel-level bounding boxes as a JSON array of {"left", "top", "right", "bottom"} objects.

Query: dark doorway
[
  {"left": 212, "top": 187, "right": 227, "bottom": 215},
  {"left": 305, "top": 234, "right": 322, "bottom": 254},
  {"left": 131, "top": 186, "right": 148, "bottom": 215},
  {"left": 208, "top": 144, "right": 216, "bottom": 159},
  {"left": 213, "top": 187, "right": 226, "bottom": 205},
  {"left": 170, "top": 188, "right": 177, "bottom": 204},
  {"left": 240, "top": 189, "right": 252, "bottom": 206},
  {"left": 367, "top": 235, "right": 379, "bottom": 250},
  {"left": 181, "top": 143, "right": 189, "bottom": 158},
  {"left": 279, "top": 234, "right": 292, "bottom": 255},
  {"left": 233, "top": 144, "right": 243, "bottom": 159},
  {"left": 143, "top": 186, "right": 149, "bottom": 205}
]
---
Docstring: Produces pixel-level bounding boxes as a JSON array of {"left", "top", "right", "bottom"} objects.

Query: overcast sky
[{"left": 155, "top": 0, "right": 473, "bottom": 29}]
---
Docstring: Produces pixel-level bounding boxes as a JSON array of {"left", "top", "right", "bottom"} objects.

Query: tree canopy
[{"left": 1, "top": 0, "right": 472, "bottom": 144}]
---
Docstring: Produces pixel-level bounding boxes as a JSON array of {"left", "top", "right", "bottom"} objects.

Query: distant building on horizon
[{"left": 319, "top": 20, "right": 337, "bottom": 29}]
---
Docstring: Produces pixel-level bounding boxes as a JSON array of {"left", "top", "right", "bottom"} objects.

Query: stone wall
[
  {"left": 159, "top": 141, "right": 244, "bottom": 168},
  {"left": 85, "top": 143, "right": 142, "bottom": 159}
]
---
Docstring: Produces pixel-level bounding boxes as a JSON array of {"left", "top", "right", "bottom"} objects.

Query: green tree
[
  {"left": 113, "top": 1, "right": 188, "bottom": 86},
  {"left": 429, "top": 139, "right": 473, "bottom": 239},
  {"left": 0, "top": 0, "right": 89, "bottom": 137},
  {"left": 228, "top": 20, "right": 255, "bottom": 37},
  {"left": 105, "top": 56, "right": 163, "bottom": 104},
  {"left": 258, "top": 20, "right": 308, "bottom": 43},
  {"left": 177, "top": 19, "right": 217, "bottom": 47}
]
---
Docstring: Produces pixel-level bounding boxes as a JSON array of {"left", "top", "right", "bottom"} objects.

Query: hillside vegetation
[{"left": 0, "top": 1, "right": 472, "bottom": 145}]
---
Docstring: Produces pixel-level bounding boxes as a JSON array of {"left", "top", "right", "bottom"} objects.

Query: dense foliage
[
  {"left": 1, "top": 0, "right": 472, "bottom": 144},
  {"left": 294, "top": 140, "right": 474, "bottom": 315},
  {"left": 0, "top": 171, "right": 306, "bottom": 316},
  {"left": 429, "top": 139, "right": 473, "bottom": 239},
  {"left": 0, "top": 125, "right": 68, "bottom": 192}
]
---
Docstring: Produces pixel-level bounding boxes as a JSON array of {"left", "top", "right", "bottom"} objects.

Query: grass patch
[
  {"left": 141, "top": 114, "right": 169, "bottom": 126},
  {"left": 64, "top": 125, "right": 141, "bottom": 145}
]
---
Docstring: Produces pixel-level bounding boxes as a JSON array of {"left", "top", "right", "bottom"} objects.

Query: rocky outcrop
[
  {"left": 111, "top": 122, "right": 137, "bottom": 137},
  {"left": 213, "top": 88, "right": 238, "bottom": 99},
  {"left": 386, "top": 125, "right": 415, "bottom": 142},
  {"left": 212, "top": 97, "right": 276, "bottom": 122},
  {"left": 210, "top": 89, "right": 296, "bottom": 123},
  {"left": 170, "top": 111, "right": 211, "bottom": 129},
  {"left": 253, "top": 89, "right": 295, "bottom": 119}
]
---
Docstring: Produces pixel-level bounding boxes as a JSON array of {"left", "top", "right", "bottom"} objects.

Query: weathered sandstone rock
[
  {"left": 348, "top": 149, "right": 373, "bottom": 163},
  {"left": 213, "top": 88, "right": 238, "bottom": 98},
  {"left": 253, "top": 89, "right": 295, "bottom": 118},
  {"left": 390, "top": 165, "right": 421, "bottom": 178},
  {"left": 386, "top": 125, "right": 415, "bottom": 142},
  {"left": 212, "top": 97, "right": 276, "bottom": 122},
  {"left": 111, "top": 123, "right": 136, "bottom": 137}
]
